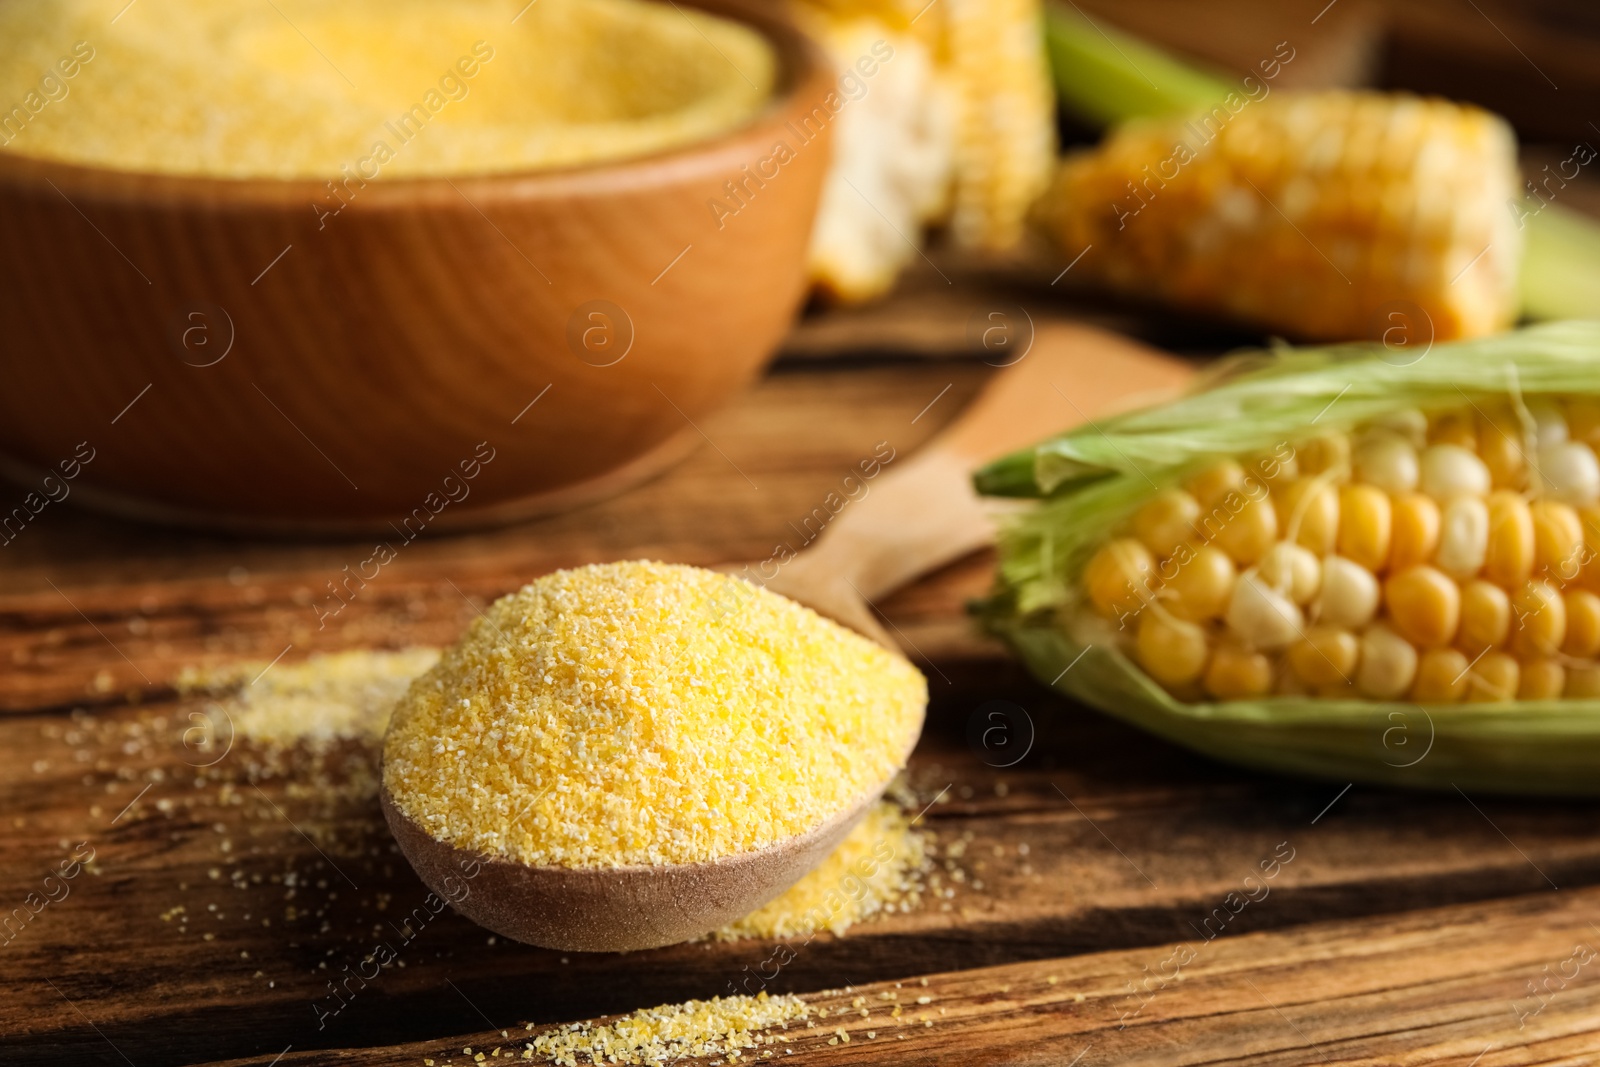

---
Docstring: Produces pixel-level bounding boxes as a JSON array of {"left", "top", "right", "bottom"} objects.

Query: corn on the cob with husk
[
  {"left": 1038, "top": 5, "right": 1600, "bottom": 336},
  {"left": 975, "top": 321, "right": 1600, "bottom": 796},
  {"left": 1033, "top": 90, "right": 1523, "bottom": 342},
  {"left": 790, "top": 0, "right": 1056, "bottom": 302}
]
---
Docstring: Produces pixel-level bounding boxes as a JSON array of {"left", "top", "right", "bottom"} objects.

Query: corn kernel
[
  {"left": 1561, "top": 589, "right": 1600, "bottom": 658},
  {"left": 1428, "top": 410, "right": 1477, "bottom": 450},
  {"left": 1388, "top": 493, "right": 1441, "bottom": 570},
  {"left": 1084, "top": 538, "right": 1155, "bottom": 618},
  {"left": 1185, "top": 460, "right": 1247, "bottom": 510},
  {"left": 1203, "top": 644, "right": 1273, "bottom": 700},
  {"left": 1385, "top": 565, "right": 1460, "bottom": 648},
  {"left": 1356, "top": 624, "right": 1417, "bottom": 699},
  {"left": 1249, "top": 448, "right": 1298, "bottom": 488},
  {"left": 1317, "top": 556, "right": 1379, "bottom": 629},
  {"left": 1164, "top": 544, "right": 1236, "bottom": 621},
  {"left": 1477, "top": 414, "right": 1527, "bottom": 490},
  {"left": 1531, "top": 500, "right": 1585, "bottom": 584},
  {"left": 1277, "top": 478, "right": 1339, "bottom": 556},
  {"left": 1419, "top": 444, "right": 1491, "bottom": 501},
  {"left": 1225, "top": 573, "right": 1303, "bottom": 650},
  {"left": 1410, "top": 648, "right": 1470, "bottom": 703},
  {"left": 1287, "top": 626, "right": 1359, "bottom": 688},
  {"left": 1537, "top": 441, "right": 1600, "bottom": 506},
  {"left": 1464, "top": 651, "right": 1519, "bottom": 703},
  {"left": 1565, "top": 664, "right": 1600, "bottom": 698},
  {"left": 1482, "top": 490, "right": 1534, "bottom": 588},
  {"left": 1212, "top": 496, "right": 1278, "bottom": 566},
  {"left": 1296, "top": 433, "right": 1348, "bottom": 477},
  {"left": 1456, "top": 580, "right": 1511, "bottom": 655},
  {"left": 1132, "top": 489, "right": 1201, "bottom": 558},
  {"left": 1258, "top": 542, "right": 1321, "bottom": 605},
  {"left": 1354, "top": 432, "right": 1419, "bottom": 495},
  {"left": 1298, "top": 433, "right": 1350, "bottom": 476},
  {"left": 1435, "top": 495, "right": 1489, "bottom": 579},
  {"left": 1518, "top": 658, "right": 1565, "bottom": 699},
  {"left": 1566, "top": 397, "right": 1600, "bottom": 451},
  {"left": 1337, "top": 484, "right": 1391, "bottom": 571},
  {"left": 1510, "top": 580, "right": 1566, "bottom": 659},
  {"left": 1372, "top": 409, "right": 1428, "bottom": 448},
  {"left": 1136, "top": 612, "right": 1209, "bottom": 688}
]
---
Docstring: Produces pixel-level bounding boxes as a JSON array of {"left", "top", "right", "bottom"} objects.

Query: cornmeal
[
  {"left": 382, "top": 561, "right": 927, "bottom": 868},
  {"left": 0, "top": 0, "right": 775, "bottom": 177}
]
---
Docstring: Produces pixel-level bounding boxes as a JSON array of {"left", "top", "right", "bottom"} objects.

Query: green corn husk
[{"left": 974, "top": 320, "right": 1600, "bottom": 796}]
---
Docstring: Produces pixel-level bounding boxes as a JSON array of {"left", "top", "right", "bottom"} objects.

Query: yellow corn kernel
[
  {"left": 1213, "top": 496, "right": 1278, "bottom": 566},
  {"left": 1337, "top": 484, "right": 1391, "bottom": 572},
  {"left": 1248, "top": 448, "right": 1298, "bottom": 489},
  {"left": 1258, "top": 542, "right": 1321, "bottom": 604},
  {"left": 1566, "top": 397, "right": 1600, "bottom": 451},
  {"left": 1132, "top": 489, "right": 1201, "bottom": 558},
  {"left": 1388, "top": 493, "right": 1441, "bottom": 570},
  {"left": 1562, "top": 589, "right": 1600, "bottom": 658},
  {"left": 1410, "top": 647, "right": 1469, "bottom": 703},
  {"left": 1083, "top": 538, "right": 1154, "bottom": 618},
  {"left": 1564, "top": 664, "right": 1600, "bottom": 699},
  {"left": 1477, "top": 408, "right": 1527, "bottom": 490},
  {"left": 1464, "top": 651, "right": 1519, "bottom": 703},
  {"left": 1164, "top": 543, "right": 1236, "bottom": 622},
  {"left": 1185, "top": 459, "right": 1246, "bottom": 510},
  {"left": 1287, "top": 625, "right": 1359, "bottom": 689},
  {"left": 1519, "top": 658, "right": 1565, "bottom": 699},
  {"left": 1482, "top": 490, "right": 1534, "bottom": 589},
  {"left": 1276, "top": 477, "right": 1339, "bottom": 556},
  {"left": 1427, "top": 410, "right": 1477, "bottom": 450},
  {"left": 1202, "top": 643, "right": 1273, "bottom": 700},
  {"left": 1356, "top": 623, "right": 1417, "bottom": 699},
  {"left": 1385, "top": 565, "right": 1461, "bottom": 648},
  {"left": 1298, "top": 432, "right": 1350, "bottom": 476},
  {"left": 1510, "top": 580, "right": 1566, "bottom": 658},
  {"left": 1435, "top": 495, "right": 1490, "bottom": 580},
  {"left": 1136, "top": 611, "right": 1209, "bottom": 688},
  {"left": 1531, "top": 500, "right": 1585, "bottom": 584},
  {"left": 1456, "top": 580, "right": 1511, "bottom": 656}
]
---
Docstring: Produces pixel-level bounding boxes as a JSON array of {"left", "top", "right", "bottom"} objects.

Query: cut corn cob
[
  {"left": 976, "top": 322, "right": 1600, "bottom": 797},
  {"left": 791, "top": 0, "right": 1055, "bottom": 301},
  {"left": 1032, "top": 90, "right": 1523, "bottom": 342}
]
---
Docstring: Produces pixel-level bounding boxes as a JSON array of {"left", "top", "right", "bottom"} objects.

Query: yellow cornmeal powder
[
  {"left": 524, "top": 991, "right": 808, "bottom": 1066},
  {"left": 179, "top": 648, "right": 441, "bottom": 746},
  {"left": 382, "top": 561, "right": 927, "bottom": 869},
  {"left": 715, "top": 800, "right": 929, "bottom": 941},
  {"left": 0, "top": 0, "right": 775, "bottom": 178}
]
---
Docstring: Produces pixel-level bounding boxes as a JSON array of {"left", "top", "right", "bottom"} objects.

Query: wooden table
[{"left": 5, "top": 295, "right": 1600, "bottom": 1066}]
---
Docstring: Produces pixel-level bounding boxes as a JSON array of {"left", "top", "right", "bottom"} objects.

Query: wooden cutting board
[{"left": 4, "top": 332, "right": 1599, "bottom": 1067}]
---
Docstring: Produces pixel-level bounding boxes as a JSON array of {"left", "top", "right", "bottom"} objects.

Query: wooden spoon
[{"left": 384, "top": 322, "right": 1193, "bottom": 952}]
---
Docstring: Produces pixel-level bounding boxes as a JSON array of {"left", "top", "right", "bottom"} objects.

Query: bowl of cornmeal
[{"left": 0, "top": 0, "right": 833, "bottom": 532}]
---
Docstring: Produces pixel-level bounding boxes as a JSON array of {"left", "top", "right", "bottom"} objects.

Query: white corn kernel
[
  {"left": 1356, "top": 624, "right": 1417, "bottom": 699},
  {"left": 1258, "top": 542, "right": 1320, "bottom": 604},
  {"left": 1225, "top": 572, "right": 1303, "bottom": 650},
  {"left": 1353, "top": 432, "right": 1419, "bottom": 494},
  {"left": 1419, "top": 444, "right": 1491, "bottom": 500},
  {"left": 1317, "top": 556, "right": 1380, "bottom": 629},
  {"left": 1536, "top": 441, "right": 1600, "bottom": 506},
  {"left": 1435, "top": 495, "right": 1489, "bottom": 579}
]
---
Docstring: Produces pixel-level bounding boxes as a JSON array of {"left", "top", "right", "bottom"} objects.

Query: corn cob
[
  {"left": 976, "top": 323, "right": 1600, "bottom": 796},
  {"left": 1033, "top": 90, "right": 1523, "bottom": 342},
  {"left": 791, "top": 0, "right": 1055, "bottom": 301}
]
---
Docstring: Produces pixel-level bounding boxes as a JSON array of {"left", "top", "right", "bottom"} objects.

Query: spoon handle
[{"left": 764, "top": 323, "right": 1195, "bottom": 645}]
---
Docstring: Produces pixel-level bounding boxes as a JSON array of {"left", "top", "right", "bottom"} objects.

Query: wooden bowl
[
  {"left": 381, "top": 785, "right": 877, "bottom": 953},
  {"left": 0, "top": 0, "right": 832, "bottom": 534}
]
